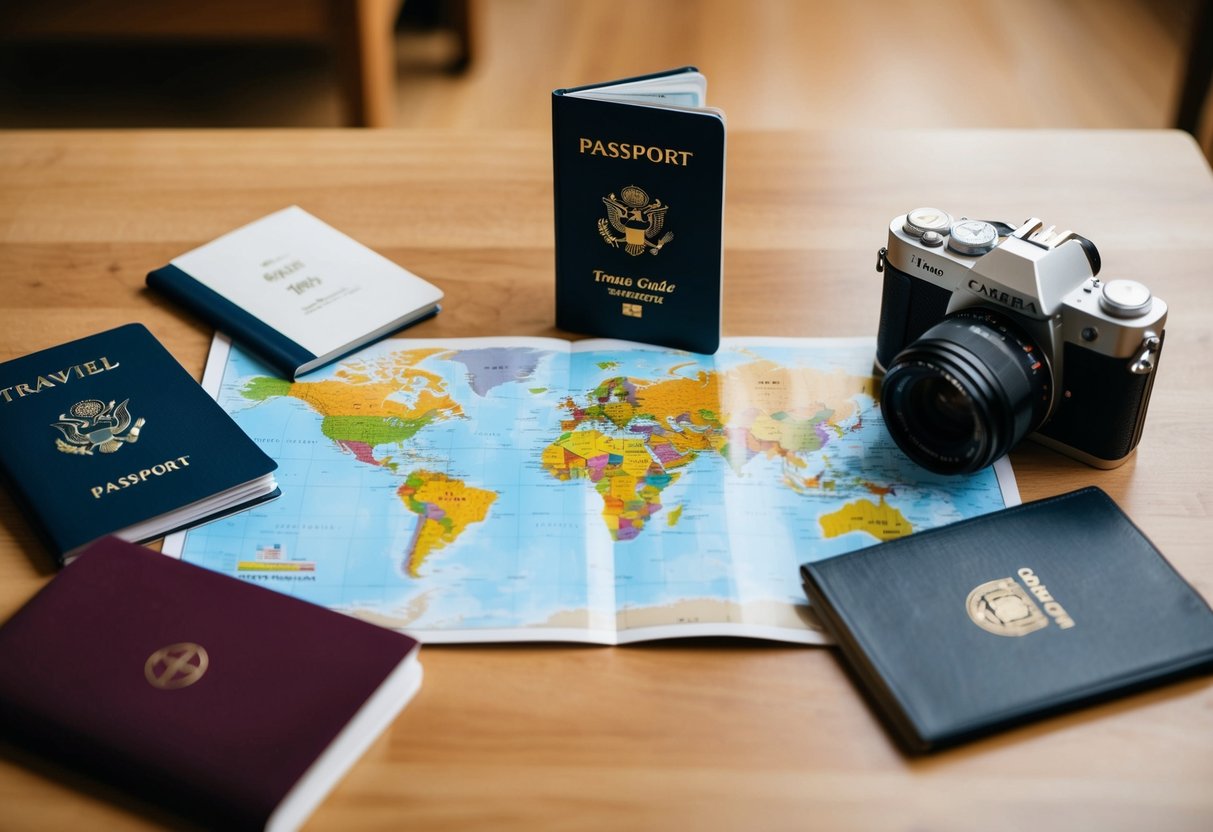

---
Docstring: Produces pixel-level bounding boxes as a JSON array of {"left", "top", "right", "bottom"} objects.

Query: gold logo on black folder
[
  {"left": 51, "top": 398, "right": 145, "bottom": 456},
  {"left": 145, "top": 643, "right": 209, "bottom": 690},
  {"left": 966, "top": 578, "right": 1049, "bottom": 637},
  {"left": 599, "top": 185, "right": 674, "bottom": 256}
]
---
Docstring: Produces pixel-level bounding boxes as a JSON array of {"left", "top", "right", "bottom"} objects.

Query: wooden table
[{"left": 1, "top": 129, "right": 1211, "bottom": 830}]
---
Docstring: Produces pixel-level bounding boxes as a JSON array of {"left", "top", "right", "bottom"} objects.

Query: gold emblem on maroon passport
[
  {"left": 145, "top": 643, "right": 209, "bottom": 690},
  {"left": 965, "top": 578, "right": 1048, "bottom": 637},
  {"left": 599, "top": 185, "right": 674, "bottom": 256},
  {"left": 52, "top": 398, "right": 146, "bottom": 456}
]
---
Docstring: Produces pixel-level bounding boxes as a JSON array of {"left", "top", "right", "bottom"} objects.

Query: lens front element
[{"left": 881, "top": 311, "right": 1051, "bottom": 474}]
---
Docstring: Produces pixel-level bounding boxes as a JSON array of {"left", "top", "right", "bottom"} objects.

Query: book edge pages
[{"left": 266, "top": 653, "right": 423, "bottom": 832}]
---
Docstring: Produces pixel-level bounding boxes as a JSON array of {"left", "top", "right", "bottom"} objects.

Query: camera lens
[{"left": 881, "top": 310, "right": 1051, "bottom": 474}]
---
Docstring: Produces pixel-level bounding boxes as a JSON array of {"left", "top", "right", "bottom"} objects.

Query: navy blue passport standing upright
[
  {"left": 553, "top": 67, "right": 726, "bottom": 354},
  {"left": 0, "top": 324, "right": 278, "bottom": 565},
  {"left": 801, "top": 487, "right": 1213, "bottom": 753}
]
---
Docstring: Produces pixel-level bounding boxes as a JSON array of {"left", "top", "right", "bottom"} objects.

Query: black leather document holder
[{"left": 801, "top": 487, "right": 1213, "bottom": 753}]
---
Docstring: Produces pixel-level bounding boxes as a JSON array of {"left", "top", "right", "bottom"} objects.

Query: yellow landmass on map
[
  {"left": 632, "top": 371, "right": 723, "bottom": 429},
  {"left": 398, "top": 471, "right": 496, "bottom": 577},
  {"left": 341, "top": 347, "right": 452, "bottom": 384},
  {"left": 287, "top": 376, "right": 462, "bottom": 420},
  {"left": 819, "top": 497, "right": 911, "bottom": 541},
  {"left": 541, "top": 428, "right": 679, "bottom": 542}
]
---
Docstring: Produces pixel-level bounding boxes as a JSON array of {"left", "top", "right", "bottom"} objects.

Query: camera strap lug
[
  {"left": 1129, "top": 334, "right": 1162, "bottom": 375},
  {"left": 876, "top": 247, "right": 887, "bottom": 273}
]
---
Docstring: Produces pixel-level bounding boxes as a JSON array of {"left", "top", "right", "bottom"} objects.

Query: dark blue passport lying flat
[
  {"left": 0, "top": 324, "right": 279, "bottom": 565},
  {"left": 801, "top": 487, "right": 1213, "bottom": 753}
]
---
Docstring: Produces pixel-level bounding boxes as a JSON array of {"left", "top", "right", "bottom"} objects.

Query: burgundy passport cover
[{"left": 0, "top": 537, "right": 421, "bottom": 830}]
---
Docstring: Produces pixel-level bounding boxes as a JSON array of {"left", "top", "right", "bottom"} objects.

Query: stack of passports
[
  {"left": 553, "top": 67, "right": 725, "bottom": 354},
  {"left": 0, "top": 536, "right": 423, "bottom": 831},
  {"left": 802, "top": 487, "right": 1213, "bottom": 752},
  {"left": 0, "top": 324, "right": 279, "bottom": 565}
]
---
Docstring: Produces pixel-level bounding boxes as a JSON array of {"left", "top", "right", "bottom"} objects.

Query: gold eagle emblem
[
  {"left": 598, "top": 185, "right": 674, "bottom": 256},
  {"left": 52, "top": 398, "right": 146, "bottom": 455}
]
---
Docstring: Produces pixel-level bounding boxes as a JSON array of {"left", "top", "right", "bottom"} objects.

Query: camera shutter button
[
  {"left": 1099, "top": 279, "right": 1152, "bottom": 318},
  {"left": 920, "top": 230, "right": 944, "bottom": 247},
  {"left": 904, "top": 208, "right": 952, "bottom": 238}
]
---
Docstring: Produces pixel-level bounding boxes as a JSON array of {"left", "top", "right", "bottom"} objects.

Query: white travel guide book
[{"left": 147, "top": 205, "right": 443, "bottom": 379}]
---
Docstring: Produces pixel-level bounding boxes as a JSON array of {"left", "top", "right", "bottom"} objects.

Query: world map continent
[
  {"left": 241, "top": 347, "right": 499, "bottom": 577},
  {"left": 541, "top": 359, "right": 913, "bottom": 543}
]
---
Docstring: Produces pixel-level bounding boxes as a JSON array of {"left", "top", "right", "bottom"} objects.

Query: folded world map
[{"left": 163, "top": 335, "right": 1017, "bottom": 644}]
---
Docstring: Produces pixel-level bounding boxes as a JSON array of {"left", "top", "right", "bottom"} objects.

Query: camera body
[{"left": 876, "top": 207, "right": 1166, "bottom": 472}]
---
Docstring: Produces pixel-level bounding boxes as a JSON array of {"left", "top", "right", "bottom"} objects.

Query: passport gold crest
[
  {"left": 144, "top": 643, "right": 209, "bottom": 690},
  {"left": 599, "top": 185, "right": 674, "bottom": 256},
  {"left": 966, "top": 578, "right": 1049, "bottom": 637},
  {"left": 51, "top": 398, "right": 145, "bottom": 456}
]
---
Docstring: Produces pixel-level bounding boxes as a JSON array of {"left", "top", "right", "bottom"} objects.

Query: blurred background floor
[{"left": 0, "top": 0, "right": 1208, "bottom": 151}]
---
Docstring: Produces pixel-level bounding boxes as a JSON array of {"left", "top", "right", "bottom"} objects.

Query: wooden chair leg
[
  {"left": 443, "top": 0, "right": 472, "bottom": 73},
  {"left": 330, "top": 0, "right": 404, "bottom": 127},
  {"left": 1175, "top": 0, "right": 1213, "bottom": 137}
]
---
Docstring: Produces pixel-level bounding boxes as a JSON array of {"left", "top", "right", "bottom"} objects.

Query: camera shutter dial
[
  {"left": 948, "top": 220, "right": 999, "bottom": 256},
  {"left": 904, "top": 207, "right": 952, "bottom": 238},
  {"left": 1099, "top": 279, "right": 1153, "bottom": 318}
]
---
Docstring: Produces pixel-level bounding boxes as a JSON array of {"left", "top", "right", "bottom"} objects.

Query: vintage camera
[{"left": 875, "top": 207, "right": 1166, "bottom": 474}]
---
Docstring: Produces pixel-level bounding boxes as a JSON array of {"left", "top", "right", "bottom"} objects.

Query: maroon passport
[{"left": 0, "top": 537, "right": 422, "bottom": 831}]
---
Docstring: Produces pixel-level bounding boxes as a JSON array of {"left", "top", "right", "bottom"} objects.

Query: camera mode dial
[
  {"left": 948, "top": 220, "right": 999, "bottom": 256},
  {"left": 904, "top": 208, "right": 952, "bottom": 238}
]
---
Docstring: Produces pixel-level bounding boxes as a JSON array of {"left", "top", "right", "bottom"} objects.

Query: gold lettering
[
  {"left": 578, "top": 137, "right": 694, "bottom": 167},
  {"left": 637, "top": 278, "right": 676, "bottom": 293},
  {"left": 1018, "top": 567, "right": 1075, "bottom": 629},
  {"left": 3, "top": 356, "right": 121, "bottom": 403},
  {"left": 92, "top": 454, "right": 193, "bottom": 499},
  {"left": 593, "top": 269, "right": 632, "bottom": 287}
]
